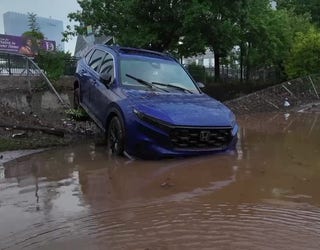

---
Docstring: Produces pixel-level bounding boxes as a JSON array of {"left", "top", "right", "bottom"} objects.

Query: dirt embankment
[
  {"left": 0, "top": 76, "right": 101, "bottom": 152},
  {"left": 224, "top": 75, "right": 320, "bottom": 114}
]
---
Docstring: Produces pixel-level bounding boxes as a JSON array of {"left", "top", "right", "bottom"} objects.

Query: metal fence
[
  {"left": 0, "top": 52, "right": 42, "bottom": 76},
  {"left": 0, "top": 51, "right": 78, "bottom": 76},
  {"left": 187, "top": 64, "right": 280, "bottom": 85}
]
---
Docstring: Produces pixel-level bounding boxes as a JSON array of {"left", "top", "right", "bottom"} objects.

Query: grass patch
[{"left": 65, "top": 108, "right": 89, "bottom": 121}]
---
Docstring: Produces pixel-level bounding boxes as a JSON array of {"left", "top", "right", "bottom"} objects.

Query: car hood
[{"left": 124, "top": 89, "right": 235, "bottom": 127}]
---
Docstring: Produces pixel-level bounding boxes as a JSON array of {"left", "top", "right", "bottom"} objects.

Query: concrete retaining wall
[{"left": 0, "top": 75, "right": 74, "bottom": 91}]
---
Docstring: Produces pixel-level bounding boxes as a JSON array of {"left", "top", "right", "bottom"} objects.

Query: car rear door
[
  {"left": 81, "top": 49, "right": 105, "bottom": 113},
  {"left": 90, "top": 51, "right": 117, "bottom": 125}
]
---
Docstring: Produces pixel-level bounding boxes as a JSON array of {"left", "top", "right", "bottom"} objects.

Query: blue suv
[{"left": 74, "top": 45, "right": 238, "bottom": 158}]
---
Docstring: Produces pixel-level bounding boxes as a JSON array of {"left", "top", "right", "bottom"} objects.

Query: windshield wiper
[
  {"left": 152, "top": 82, "right": 194, "bottom": 94},
  {"left": 125, "top": 74, "right": 168, "bottom": 92}
]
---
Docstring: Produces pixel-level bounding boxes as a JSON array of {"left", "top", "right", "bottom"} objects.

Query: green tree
[
  {"left": 237, "top": 0, "right": 314, "bottom": 82},
  {"left": 66, "top": 0, "right": 318, "bottom": 83},
  {"left": 23, "top": 12, "right": 44, "bottom": 40},
  {"left": 65, "top": 0, "right": 244, "bottom": 81},
  {"left": 276, "top": 0, "right": 320, "bottom": 27},
  {"left": 285, "top": 27, "right": 320, "bottom": 78},
  {"left": 65, "top": 0, "right": 193, "bottom": 53},
  {"left": 182, "top": 0, "right": 242, "bottom": 81}
]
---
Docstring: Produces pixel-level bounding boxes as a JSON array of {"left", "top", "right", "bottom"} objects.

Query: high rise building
[{"left": 3, "top": 11, "right": 64, "bottom": 50}]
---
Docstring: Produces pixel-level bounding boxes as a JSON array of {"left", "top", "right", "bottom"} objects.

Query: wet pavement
[{"left": 0, "top": 112, "right": 320, "bottom": 249}]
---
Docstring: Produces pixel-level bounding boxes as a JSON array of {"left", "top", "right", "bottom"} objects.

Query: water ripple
[{"left": 1, "top": 201, "right": 320, "bottom": 250}]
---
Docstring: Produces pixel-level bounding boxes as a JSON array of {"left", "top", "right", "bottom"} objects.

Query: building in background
[
  {"left": 3, "top": 11, "right": 64, "bottom": 50},
  {"left": 182, "top": 49, "right": 215, "bottom": 68}
]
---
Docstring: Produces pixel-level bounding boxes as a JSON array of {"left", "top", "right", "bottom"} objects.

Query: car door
[
  {"left": 76, "top": 51, "right": 92, "bottom": 107},
  {"left": 81, "top": 49, "right": 105, "bottom": 113},
  {"left": 90, "top": 51, "right": 116, "bottom": 125}
]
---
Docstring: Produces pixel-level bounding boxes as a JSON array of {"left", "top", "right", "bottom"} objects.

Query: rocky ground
[{"left": 0, "top": 102, "right": 102, "bottom": 152}]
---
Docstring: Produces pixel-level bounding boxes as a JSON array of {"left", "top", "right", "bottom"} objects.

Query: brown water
[{"left": 0, "top": 112, "right": 320, "bottom": 250}]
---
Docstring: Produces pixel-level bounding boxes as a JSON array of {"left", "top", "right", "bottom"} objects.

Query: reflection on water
[{"left": 0, "top": 112, "right": 320, "bottom": 249}]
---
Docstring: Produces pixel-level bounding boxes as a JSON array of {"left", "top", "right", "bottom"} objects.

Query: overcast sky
[{"left": 0, "top": 0, "right": 81, "bottom": 54}]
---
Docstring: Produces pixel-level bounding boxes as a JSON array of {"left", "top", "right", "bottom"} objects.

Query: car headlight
[
  {"left": 133, "top": 108, "right": 171, "bottom": 130},
  {"left": 229, "top": 111, "right": 237, "bottom": 128}
]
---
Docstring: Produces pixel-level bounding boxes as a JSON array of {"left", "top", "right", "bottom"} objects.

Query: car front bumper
[{"left": 125, "top": 118, "right": 239, "bottom": 159}]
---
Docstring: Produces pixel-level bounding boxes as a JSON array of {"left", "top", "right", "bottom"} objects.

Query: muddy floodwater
[{"left": 0, "top": 112, "right": 320, "bottom": 250}]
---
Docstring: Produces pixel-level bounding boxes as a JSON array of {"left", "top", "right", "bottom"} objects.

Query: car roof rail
[
  {"left": 163, "top": 51, "right": 180, "bottom": 63},
  {"left": 111, "top": 45, "right": 171, "bottom": 58},
  {"left": 100, "top": 44, "right": 180, "bottom": 62}
]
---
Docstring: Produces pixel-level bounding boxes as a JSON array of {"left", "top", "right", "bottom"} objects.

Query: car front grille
[{"left": 169, "top": 127, "right": 232, "bottom": 150}]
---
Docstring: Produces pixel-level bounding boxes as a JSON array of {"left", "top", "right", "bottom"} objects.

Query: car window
[
  {"left": 84, "top": 49, "right": 93, "bottom": 63},
  {"left": 120, "top": 57, "right": 199, "bottom": 92},
  {"left": 88, "top": 49, "right": 105, "bottom": 72},
  {"left": 99, "top": 53, "right": 114, "bottom": 78}
]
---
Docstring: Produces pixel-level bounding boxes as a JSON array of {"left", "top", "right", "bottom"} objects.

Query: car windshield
[{"left": 120, "top": 57, "right": 200, "bottom": 93}]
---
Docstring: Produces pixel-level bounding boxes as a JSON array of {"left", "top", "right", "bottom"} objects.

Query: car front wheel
[
  {"left": 107, "top": 116, "right": 125, "bottom": 156},
  {"left": 74, "top": 87, "right": 80, "bottom": 109}
]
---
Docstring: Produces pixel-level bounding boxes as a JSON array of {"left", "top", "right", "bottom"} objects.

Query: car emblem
[{"left": 199, "top": 130, "right": 210, "bottom": 142}]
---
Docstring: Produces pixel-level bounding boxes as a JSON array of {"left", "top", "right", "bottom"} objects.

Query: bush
[
  {"left": 285, "top": 27, "right": 320, "bottom": 79},
  {"left": 36, "top": 50, "right": 72, "bottom": 81},
  {"left": 186, "top": 63, "right": 212, "bottom": 83}
]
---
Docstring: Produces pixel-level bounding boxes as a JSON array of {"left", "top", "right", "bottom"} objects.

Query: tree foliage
[
  {"left": 24, "top": 12, "right": 44, "bottom": 40},
  {"left": 65, "top": 0, "right": 191, "bottom": 53},
  {"left": 276, "top": 0, "right": 320, "bottom": 27},
  {"left": 65, "top": 0, "right": 242, "bottom": 80},
  {"left": 37, "top": 51, "right": 72, "bottom": 80},
  {"left": 285, "top": 27, "right": 320, "bottom": 78},
  {"left": 182, "top": 0, "right": 242, "bottom": 80},
  {"left": 238, "top": 1, "right": 314, "bottom": 80},
  {"left": 65, "top": 0, "right": 320, "bottom": 82}
]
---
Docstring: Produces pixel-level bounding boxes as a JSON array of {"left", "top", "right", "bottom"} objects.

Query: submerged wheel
[
  {"left": 107, "top": 116, "right": 125, "bottom": 156},
  {"left": 73, "top": 87, "right": 80, "bottom": 109}
]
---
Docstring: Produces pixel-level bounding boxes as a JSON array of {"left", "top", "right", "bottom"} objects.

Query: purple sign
[
  {"left": 0, "top": 34, "right": 56, "bottom": 57},
  {"left": 0, "top": 34, "right": 20, "bottom": 52}
]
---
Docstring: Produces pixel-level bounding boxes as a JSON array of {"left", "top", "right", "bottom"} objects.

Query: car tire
[
  {"left": 107, "top": 116, "right": 125, "bottom": 156},
  {"left": 74, "top": 87, "right": 80, "bottom": 109}
]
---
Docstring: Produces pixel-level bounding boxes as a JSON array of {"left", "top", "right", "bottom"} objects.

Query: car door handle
[{"left": 89, "top": 79, "right": 97, "bottom": 85}]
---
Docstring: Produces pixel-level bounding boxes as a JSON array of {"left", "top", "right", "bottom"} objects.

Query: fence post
[
  {"left": 8, "top": 54, "right": 12, "bottom": 75},
  {"left": 309, "top": 76, "right": 319, "bottom": 99},
  {"left": 26, "top": 58, "right": 32, "bottom": 94}
]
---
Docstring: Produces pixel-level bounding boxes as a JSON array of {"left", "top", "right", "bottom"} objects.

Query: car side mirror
[
  {"left": 196, "top": 82, "right": 205, "bottom": 88},
  {"left": 100, "top": 72, "right": 113, "bottom": 86}
]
